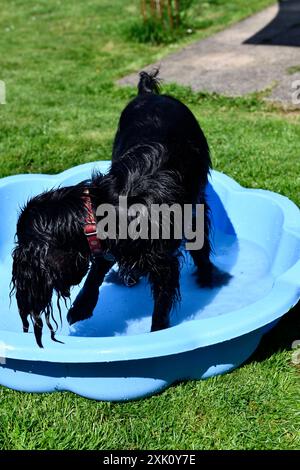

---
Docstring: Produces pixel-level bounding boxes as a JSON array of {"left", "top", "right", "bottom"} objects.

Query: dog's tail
[{"left": 138, "top": 69, "right": 160, "bottom": 95}]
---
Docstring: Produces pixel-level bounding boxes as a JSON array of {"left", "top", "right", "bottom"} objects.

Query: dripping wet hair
[{"left": 11, "top": 183, "right": 91, "bottom": 347}]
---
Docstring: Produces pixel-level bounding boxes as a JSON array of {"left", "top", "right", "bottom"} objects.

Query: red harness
[{"left": 82, "top": 188, "right": 102, "bottom": 256}]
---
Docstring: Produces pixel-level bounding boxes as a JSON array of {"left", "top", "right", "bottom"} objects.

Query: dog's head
[{"left": 11, "top": 186, "right": 91, "bottom": 347}]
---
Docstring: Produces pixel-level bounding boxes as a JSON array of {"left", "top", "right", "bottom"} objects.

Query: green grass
[
  {"left": 0, "top": 0, "right": 299, "bottom": 450},
  {"left": 287, "top": 65, "right": 300, "bottom": 75}
]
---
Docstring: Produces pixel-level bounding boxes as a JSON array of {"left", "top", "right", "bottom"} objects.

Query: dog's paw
[
  {"left": 196, "top": 264, "right": 232, "bottom": 288},
  {"left": 67, "top": 290, "right": 97, "bottom": 325},
  {"left": 150, "top": 322, "right": 169, "bottom": 332},
  {"left": 67, "top": 304, "right": 93, "bottom": 326}
]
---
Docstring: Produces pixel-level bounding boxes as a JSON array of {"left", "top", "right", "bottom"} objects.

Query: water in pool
[{"left": 0, "top": 233, "right": 274, "bottom": 338}]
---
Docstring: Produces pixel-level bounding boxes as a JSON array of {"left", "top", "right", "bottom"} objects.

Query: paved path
[{"left": 118, "top": 2, "right": 300, "bottom": 107}]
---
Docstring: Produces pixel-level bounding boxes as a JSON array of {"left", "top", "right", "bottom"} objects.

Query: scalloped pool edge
[{"left": 0, "top": 163, "right": 299, "bottom": 400}]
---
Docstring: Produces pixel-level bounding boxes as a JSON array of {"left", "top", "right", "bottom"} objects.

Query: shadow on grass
[
  {"left": 245, "top": 0, "right": 300, "bottom": 47},
  {"left": 247, "top": 300, "right": 300, "bottom": 363}
]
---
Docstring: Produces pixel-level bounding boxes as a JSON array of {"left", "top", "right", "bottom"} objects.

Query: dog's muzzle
[{"left": 119, "top": 266, "right": 141, "bottom": 287}]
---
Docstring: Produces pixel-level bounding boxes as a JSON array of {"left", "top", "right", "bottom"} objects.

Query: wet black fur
[{"left": 11, "top": 70, "right": 229, "bottom": 347}]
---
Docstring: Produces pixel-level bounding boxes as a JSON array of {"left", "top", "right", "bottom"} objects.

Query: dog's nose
[{"left": 123, "top": 274, "right": 138, "bottom": 287}]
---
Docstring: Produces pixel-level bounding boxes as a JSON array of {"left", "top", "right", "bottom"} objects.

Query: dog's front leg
[
  {"left": 67, "top": 257, "right": 114, "bottom": 325},
  {"left": 149, "top": 256, "right": 180, "bottom": 332}
]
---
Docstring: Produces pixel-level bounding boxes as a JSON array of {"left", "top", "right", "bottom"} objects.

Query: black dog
[{"left": 11, "top": 71, "right": 229, "bottom": 347}]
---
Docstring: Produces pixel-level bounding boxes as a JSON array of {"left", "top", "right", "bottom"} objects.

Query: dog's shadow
[{"left": 69, "top": 184, "right": 242, "bottom": 338}]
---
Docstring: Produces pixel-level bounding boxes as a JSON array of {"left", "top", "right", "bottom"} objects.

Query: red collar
[{"left": 82, "top": 188, "right": 102, "bottom": 256}]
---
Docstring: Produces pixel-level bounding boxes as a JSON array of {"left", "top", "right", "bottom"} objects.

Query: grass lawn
[{"left": 0, "top": 0, "right": 299, "bottom": 450}]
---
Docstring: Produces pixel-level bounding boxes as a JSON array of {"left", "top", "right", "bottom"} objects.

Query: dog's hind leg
[
  {"left": 189, "top": 209, "right": 231, "bottom": 288},
  {"left": 190, "top": 244, "right": 231, "bottom": 288},
  {"left": 149, "top": 255, "right": 180, "bottom": 332},
  {"left": 67, "top": 257, "right": 114, "bottom": 325}
]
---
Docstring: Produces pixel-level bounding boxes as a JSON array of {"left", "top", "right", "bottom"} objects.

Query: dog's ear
[
  {"left": 46, "top": 247, "right": 90, "bottom": 290},
  {"left": 11, "top": 243, "right": 54, "bottom": 348}
]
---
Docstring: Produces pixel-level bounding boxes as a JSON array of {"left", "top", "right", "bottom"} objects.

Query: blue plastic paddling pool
[{"left": 0, "top": 162, "right": 299, "bottom": 401}]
